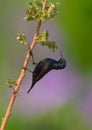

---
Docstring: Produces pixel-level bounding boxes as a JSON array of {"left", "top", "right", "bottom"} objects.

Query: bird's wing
[
  {"left": 33, "top": 58, "right": 51, "bottom": 75},
  {"left": 33, "top": 60, "right": 51, "bottom": 83}
]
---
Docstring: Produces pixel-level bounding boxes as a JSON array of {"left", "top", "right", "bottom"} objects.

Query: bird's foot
[{"left": 22, "top": 67, "right": 33, "bottom": 73}]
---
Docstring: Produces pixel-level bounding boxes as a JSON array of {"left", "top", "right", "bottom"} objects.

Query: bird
[{"left": 25, "top": 55, "right": 66, "bottom": 93}]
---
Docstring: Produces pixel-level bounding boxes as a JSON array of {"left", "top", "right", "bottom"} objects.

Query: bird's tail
[{"left": 27, "top": 83, "right": 35, "bottom": 93}]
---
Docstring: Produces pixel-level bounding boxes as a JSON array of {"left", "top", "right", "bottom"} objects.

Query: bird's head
[{"left": 59, "top": 54, "right": 66, "bottom": 69}]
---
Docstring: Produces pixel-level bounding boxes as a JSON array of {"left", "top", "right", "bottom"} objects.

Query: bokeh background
[{"left": 0, "top": 0, "right": 92, "bottom": 129}]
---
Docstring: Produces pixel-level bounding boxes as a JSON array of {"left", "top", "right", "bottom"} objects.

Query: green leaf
[
  {"left": 16, "top": 33, "right": 27, "bottom": 45},
  {"left": 7, "top": 79, "right": 17, "bottom": 88},
  {"left": 24, "top": 0, "right": 59, "bottom": 22},
  {"left": 24, "top": 0, "right": 43, "bottom": 21},
  {"left": 36, "top": 30, "right": 48, "bottom": 43},
  {"left": 46, "top": 2, "right": 59, "bottom": 20},
  {"left": 37, "top": 30, "right": 58, "bottom": 51}
]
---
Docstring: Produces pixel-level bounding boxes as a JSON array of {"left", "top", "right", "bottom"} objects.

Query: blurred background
[{"left": 0, "top": 0, "right": 92, "bottom": 129}]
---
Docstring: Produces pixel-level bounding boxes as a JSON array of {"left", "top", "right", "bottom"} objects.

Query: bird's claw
[{"left": 22, "top": 67, "right": 27, "bottom": 70}]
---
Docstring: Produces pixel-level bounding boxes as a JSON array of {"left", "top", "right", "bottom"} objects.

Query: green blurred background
[{"left": 0, "top": 0, "right": 92, "bottom": 129}]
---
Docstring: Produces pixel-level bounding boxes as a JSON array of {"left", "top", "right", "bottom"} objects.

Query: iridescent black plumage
[{"left": 27, "top": 56, "right": 66, "bottom": 93}]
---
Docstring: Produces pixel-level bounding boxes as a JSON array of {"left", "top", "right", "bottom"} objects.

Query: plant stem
[{"left": 0, "top": 0, "right": 47, "bottom": 130}]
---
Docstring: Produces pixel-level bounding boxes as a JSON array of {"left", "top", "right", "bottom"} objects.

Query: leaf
[
  {"left": 24, "top": 0, "right": 59, "bottom": 22},
  {"left": 46, "top": 3, "right": 59, "bottom": 19},
  {"left": 16, "top": 33, "right": 27, "bottom": 45},
  {"left": 7, "top": 79, "right": 17, "bottom": 88},
  {"left": 37, "top": 30, "right": 58, "bottom": 51},
  {"left": 47, "top": 41, "right": 58, "bottom": 51}
]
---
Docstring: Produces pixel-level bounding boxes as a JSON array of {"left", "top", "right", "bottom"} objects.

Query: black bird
[{"left": 26, "top": 55, "right": 66, "bottom": 93}]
